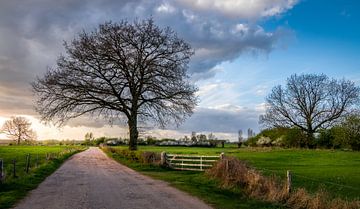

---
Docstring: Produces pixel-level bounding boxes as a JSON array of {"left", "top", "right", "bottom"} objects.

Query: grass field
[
  {"left": 112, "top": 145, "right": 360, "bottom": 200},
  {"left": 0, "top": 146, "right": 85, "bottom": 209}
]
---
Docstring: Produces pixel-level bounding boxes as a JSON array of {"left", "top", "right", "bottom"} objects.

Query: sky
[{"left": 0, "top": 0, "right": 359, "bottom": 141}]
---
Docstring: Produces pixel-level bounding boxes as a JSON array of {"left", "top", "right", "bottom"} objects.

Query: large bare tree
[
  {"left": 260, "top": 74, "right": 359, "bottom": 147},
  {"left": 1, "top": 116, "right": 37, "bottom": 145},
  {"left": 32, "top": 19, "right": 197, "bottom": 150}
]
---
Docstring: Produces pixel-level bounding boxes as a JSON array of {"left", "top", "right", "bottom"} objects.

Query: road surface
[{"left": 13, "top": 147, "right": 213, "bottom": 209}]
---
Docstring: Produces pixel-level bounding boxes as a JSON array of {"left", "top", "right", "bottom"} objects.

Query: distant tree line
[{"left": 84, "top": 132, "right": 229, "bottom": 148}]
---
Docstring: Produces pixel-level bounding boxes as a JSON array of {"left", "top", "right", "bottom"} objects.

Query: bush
[
  {"left": 146, "top": 137, "right": 157, "bottom": 145},
  {"left": 317, "top": 114, "right": 360, "bottom": 150},
  {"left": 256, "top": 136, "right": 272, "bottom": 147},
  {"left": 245, "top": 127, "right": 307, "bottom": 148},
  {"left": 243, "top": 136, "right": 258, "bottom": 147},
  {"left": 104, "top": 147, "right": 160, "bottom": 164},
  {"left": 283, "top": 128, "right": 308, "bottom": 148}
]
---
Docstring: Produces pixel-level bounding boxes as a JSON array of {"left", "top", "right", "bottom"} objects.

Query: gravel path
[{"left": 13, "top": 147, "right": 213, "bottom": 209}]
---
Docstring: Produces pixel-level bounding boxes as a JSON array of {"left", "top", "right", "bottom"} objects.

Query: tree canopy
[{"left": 32, "top": 19, "right": 197, "bottom": 150}]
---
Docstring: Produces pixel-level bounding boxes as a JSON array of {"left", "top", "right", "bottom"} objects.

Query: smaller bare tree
[
  {"left": 1, "top": 116, "right": 37, "bottom": 145},
  {"left": 260, "top": 74, "right": 359, "bottom": 147}
]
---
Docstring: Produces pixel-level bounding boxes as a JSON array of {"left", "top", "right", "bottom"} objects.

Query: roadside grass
[
  {"left": 0, "top": 146, "right": 85, "bottom": 209},
  {"left": 112, "top": 145, "right": 360, "bottom": 200},
  {"left": 104, "top": 148, "right": 285, "bottom": 209}
]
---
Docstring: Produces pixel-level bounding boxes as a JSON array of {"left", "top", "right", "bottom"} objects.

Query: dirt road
[{"left": 13, "top": 147, "right": 212, "bottom": 209}]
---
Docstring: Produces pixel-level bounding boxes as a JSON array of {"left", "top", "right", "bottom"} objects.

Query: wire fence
[
  {"left": 0, "top": 148, "right": 78, "bottom": 184},
  {"left": 256, "top": 166, "right": 360, "bottom": 192}
]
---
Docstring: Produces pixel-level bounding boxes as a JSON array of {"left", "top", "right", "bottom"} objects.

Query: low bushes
[
  {"left": 206, "top": 157, "right": 360, "bottom": 209},
  {"left": 103, "top": 147, "right": 160, "bottom": 165}
]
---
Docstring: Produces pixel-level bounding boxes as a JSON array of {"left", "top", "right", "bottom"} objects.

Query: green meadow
[{"left": 112, "top": 145, "right": 360, "bottom": 200}]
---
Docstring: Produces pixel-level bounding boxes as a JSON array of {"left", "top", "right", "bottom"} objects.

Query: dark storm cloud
[{"left": 0, "top": 0, "right": 295, "bottom": 131}]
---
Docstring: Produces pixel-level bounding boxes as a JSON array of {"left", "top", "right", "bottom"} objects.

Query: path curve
[{"left": 13, "top": 147, "right": 213, "bottom": 209}]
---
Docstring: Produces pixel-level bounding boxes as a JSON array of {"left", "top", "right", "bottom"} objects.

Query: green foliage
[
  {"left": 145, "top": 136, "right": 157, "bottom": 145},
  {"left": 317, "top": 128, "right": 347, "bottom": 149},
  {"left": 245, "top": 127, "right": 308, "bottom": 148},
  {"left": 259, "top": 127, "right": 289, "bottom": 140},
  {"left": 283, "top": 128, "right": 308, "bottom": 147},
  {"left": 317, "top": 114, "right": 360, "bottom": 150},
  {"left": 341, "top": 114, "right": 360, "bottom": 151},
  {"left": 243, "top": 136, "right": 258, "bottom": 147}
]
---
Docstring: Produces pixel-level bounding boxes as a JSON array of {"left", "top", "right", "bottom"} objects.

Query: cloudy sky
[{"left": 0, "top": 0, "right": 360, "bottom": 141}]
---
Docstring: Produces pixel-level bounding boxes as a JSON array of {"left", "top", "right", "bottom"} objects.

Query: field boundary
[{"left": 163, "top": 152, "right": 223, "bottom": 171}]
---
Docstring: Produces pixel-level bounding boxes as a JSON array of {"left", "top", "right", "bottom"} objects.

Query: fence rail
[{"left": 163, "top": 152, "right": 223, "bottom": 171}]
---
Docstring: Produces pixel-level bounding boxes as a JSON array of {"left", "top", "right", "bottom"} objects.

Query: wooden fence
[
  {"left": 0, "top": 159, "right": 4, "bottom": 183},
  {"left": 162, "top": 152, "right": 224, "bottom": 171},
  {"left": 0, "top": 148, "right": 78, "bottom": 183}
]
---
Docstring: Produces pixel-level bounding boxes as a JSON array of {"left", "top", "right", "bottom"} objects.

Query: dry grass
[
  {"left": 206, "top": 156, "right": 287, "bottom": 202},
  {"left": 207, "top": 157, "right": 360, "bottom": 209},
  {"left": 140, "top": 151, "right": 160, "bottom": 164}
]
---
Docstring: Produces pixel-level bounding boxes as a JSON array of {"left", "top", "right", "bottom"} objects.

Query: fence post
[
  {"left": 160, "top": 152, "right": 167, "bottom": 166},
  {"left": 0, "top": 159, "right": 4, "bottom": 183},
  {"left": 286, "top": 170, "right": 292, "bottom": 194},
  {"left": 12, "top": 159, "right": 17, "bottom": 178},
  {"left": 35, "top": 154, "right": 39, "bottom": 168},
  {"left": 200, "top": 156, "right": 203, "bottom": 171},
  {"left": 25, "top": 154, "right": 31, "bottom": 174},
  {"left": 220, "top": 152, "right": 225, "bottom": 160}
]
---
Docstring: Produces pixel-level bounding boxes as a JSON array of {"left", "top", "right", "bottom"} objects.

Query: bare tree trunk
[
  {"left": 306, "top": 130, "right": 315, "bottom": 148},
  {"left": 128, "top": 113, "right": 138, "bottom": 151},
  {"left": 17, "top": 136, "right": 21, "bottom": 145}
]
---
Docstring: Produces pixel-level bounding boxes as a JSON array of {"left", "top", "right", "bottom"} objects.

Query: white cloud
[
  {"left": 156, "top": 3, "right": 176, "bottom": 14},
  {"left": 176, "top": 0, "right": 298, "bottom": 19},
  {"left": 254, "top": 84, "right": 269, "bottom": 96},
  {"left": 255, "top": 103, "right": 267, "bottom": 113}
]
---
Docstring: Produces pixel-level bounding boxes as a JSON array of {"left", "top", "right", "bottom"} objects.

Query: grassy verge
[
  {"left": 103, "top": 147, "right": 285, "bottom": 209},
  {"left": 114, "top": 145, "right": 360, "bottom": 200},
  {"left": 0, "top": 146, "right": 85, "bottom": 209}
]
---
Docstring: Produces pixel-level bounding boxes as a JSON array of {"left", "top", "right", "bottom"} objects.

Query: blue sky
[
  {"left": 189, "top": 0, "right": 360, "bottom": 137},
  {"left": 198, "top": 0, "right": 360, "bottom": 107},
  {"left": 0, "top": 0, "right": 359, "bottom": 140}
]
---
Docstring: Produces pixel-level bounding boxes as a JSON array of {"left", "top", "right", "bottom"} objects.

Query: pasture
[
  {"left": 0, "top": 146, "right": 85, "bottom": 209},
  {"left": 112, "top": 145, "right": 360, "bottom": 200}
]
